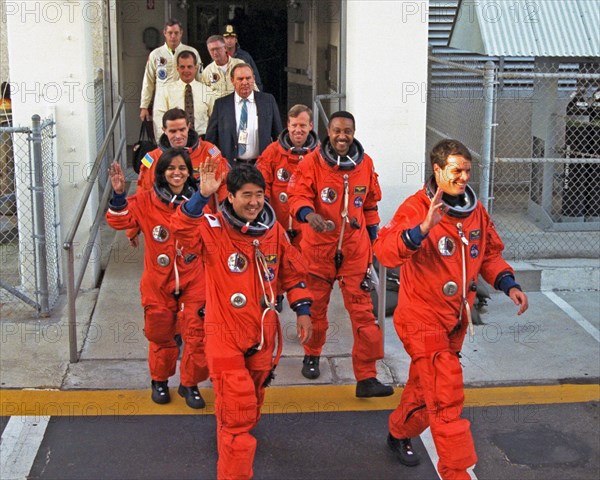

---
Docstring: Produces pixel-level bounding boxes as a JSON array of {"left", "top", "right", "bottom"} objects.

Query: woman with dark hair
[{"left": 106, "top": 147, "right": 209, "bottom": 409}]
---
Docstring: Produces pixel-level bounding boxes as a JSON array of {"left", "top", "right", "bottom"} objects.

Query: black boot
[
  {"left": 387, "top": 433, "right": 421, "bottom": 466},
  {"left": 355, "top": 377, "right": 394, "bottom": 397},
  {"left": 151, "top": 380, "right": 170, "bottom": 404},
  {"left": 301, "top": 355, "right": 320, "bottom": 379},
  {"left": 178, "top": 384, "right": 206, "bottom": 409}
]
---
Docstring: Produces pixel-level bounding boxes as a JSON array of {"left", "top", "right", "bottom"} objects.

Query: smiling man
[
  {"left": 153, "top": 51, "right": 218, "bottom": 138},
  {"left": 172, "top": 162, "right": 313, "bottom": 479},
  {"left": 136, "top": 108, "right": 228, "bottom": 201},
  {"left": 206, "top": 63, "right": 282, "bottom": 166},
  {"left": 256, "top": 104, "right": 318, "bottom": 247},
  {"left": 140, "top": 19, "right": 203, "bottom": 139},
  {"left": 201, "top": 34, "right": 245, "bottom": 99},
  {"left": 130, "top": 108, "right": 228, "bottom": 247},
  {"left": 374, "top": 139, "right": 528, "bottom": 478},
  {"left": 287, "top": 111, "right": 392, "bottom": 398}
]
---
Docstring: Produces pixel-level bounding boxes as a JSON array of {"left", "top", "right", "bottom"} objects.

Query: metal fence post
[
  {"left": 377, "top": 261, "right": 386, "bottom": 355},
  {"left": 480, "top": 61, "right": 496, "bottom": 210},
  {"left": 66, "top": 246, "right": 78, "bottom": 363},
  {"left": 31, "top": 114, "right": 50, "bottom": 315}
]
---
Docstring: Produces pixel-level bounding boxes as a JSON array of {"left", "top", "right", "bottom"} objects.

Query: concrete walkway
[{"left": 1, "top": 228, "right": 598, "bottom": 391}]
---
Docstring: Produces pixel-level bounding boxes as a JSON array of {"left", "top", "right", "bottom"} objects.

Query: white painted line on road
[
  {"left": 420, "top": 428, "right": 442, "bottom": 479},
  {"left": 543, "top": 291, "right": 600, "bottom": 343},
  {"left": 0, "top": 416, "right": 49, "bottom": 480},
  {"left": 420, "top": 427, "right": 478, "bottom": 479}
]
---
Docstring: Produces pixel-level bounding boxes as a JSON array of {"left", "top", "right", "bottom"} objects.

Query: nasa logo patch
[{"left": 263, "top": 267, "right": 275, "bottom": 282}]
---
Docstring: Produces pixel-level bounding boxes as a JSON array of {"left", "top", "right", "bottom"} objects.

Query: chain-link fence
[
  {"left": 0, "top": 115, "right": 60, "bottom": 319},
  {"left": 427, "top": 56, "right": 600, "bottom": 260}
]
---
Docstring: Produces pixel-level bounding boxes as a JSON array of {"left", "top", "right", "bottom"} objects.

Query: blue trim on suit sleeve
[
  {"left": 294, "top": 304, "right": 311, "bottom": 316},
  {"left": 497, "top": 274, "right": 521, "bottom": 296},
  {"left": 109, "top": 191, "right": 127, "bottom": 210},
  {"left": 407, "top": 225, "right": 428, "bottom": 246},
  {"left": 182, "top": 191, "right": 210, "bottom": 217},
  {"left": 297, "top": 206, "right": 314, "bottom": 222},
  {"left": 367, "top": 225, "right": 379, "bottom": 241}
]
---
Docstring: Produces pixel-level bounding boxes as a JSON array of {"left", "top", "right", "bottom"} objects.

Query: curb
[{"left": 510, "top": 258, "right": 600, "bottom": 291}]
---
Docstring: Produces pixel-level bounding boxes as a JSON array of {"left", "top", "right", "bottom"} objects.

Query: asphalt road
[{"left": 1, "top": 388, "right": 598, "bottom": 480}]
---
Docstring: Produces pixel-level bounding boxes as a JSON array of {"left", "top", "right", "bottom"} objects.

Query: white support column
[
  {"left": 345, "top": 1, "right": 429, "bottom": 223},
  {"left": 6, "top": 1, "right": 101, "bottom": 290}
]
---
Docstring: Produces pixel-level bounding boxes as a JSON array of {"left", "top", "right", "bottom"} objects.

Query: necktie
[
  {"left": 184, "top": 84, "right": 194, "bottom": 129},
  {"left": 238, "top": 99, "right": 248, "bottom": 156}
]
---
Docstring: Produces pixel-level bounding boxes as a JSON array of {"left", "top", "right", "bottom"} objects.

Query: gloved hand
[{"left": 305, "top": 212, "right": 328, "bottom": 233}]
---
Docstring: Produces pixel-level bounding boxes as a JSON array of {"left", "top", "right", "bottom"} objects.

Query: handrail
[
  {"left": 313, "top": 93, "right": 345, "bottom": 134},
  {"left": 377, "top": 261, "right": 386, "bottom": 344},
  {"left": 63, "top": 99, "right": 124, "bottom": 248},
  {"left": 73, "top": 134, "right": 127, "bottom": 296},
  {"left": 63, "top": 97, "right": 126, "bottom": 363}
]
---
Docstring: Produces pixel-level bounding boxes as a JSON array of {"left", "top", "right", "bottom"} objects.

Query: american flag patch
[
  {"left": 209, "top": 146, "right": 220, "bottom": 157},
  {"left": 141, "top": 153, "right": 154, "bottom": 169}
]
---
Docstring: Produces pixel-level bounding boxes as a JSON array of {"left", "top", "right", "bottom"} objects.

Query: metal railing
[
  {"left": 313, "top": 93, "right": 345, "bottom": 136},
  {"left": 376, "top": 262, "right": 387, "bottom": 342},
  {"left": 63, "top": 98, "right": 126, "bottom": 362}
]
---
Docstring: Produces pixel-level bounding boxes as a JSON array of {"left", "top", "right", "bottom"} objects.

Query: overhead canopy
[{"left": 448, "top": 0, "right": 600, "bottom": 57}]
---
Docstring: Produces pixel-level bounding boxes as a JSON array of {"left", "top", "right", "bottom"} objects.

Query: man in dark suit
[{"left": 206, "top": 63, "right": 282, "bottom": 166}]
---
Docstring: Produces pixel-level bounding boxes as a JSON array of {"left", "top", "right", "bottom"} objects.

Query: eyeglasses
[{"left": 208, "top": 46, "right": 225, "bottom": 53}]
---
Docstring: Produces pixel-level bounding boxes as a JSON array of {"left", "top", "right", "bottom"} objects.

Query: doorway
[{"left": 187, "top": 0, "right": 288, "bottom": 112}]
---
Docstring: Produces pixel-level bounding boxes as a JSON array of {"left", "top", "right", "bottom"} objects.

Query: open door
[
  {"left": 286, "top": 0, "right": 343, "bottom": 136},
  {"left": 187, "top": 0, "right": 288, "bottom": 115}
]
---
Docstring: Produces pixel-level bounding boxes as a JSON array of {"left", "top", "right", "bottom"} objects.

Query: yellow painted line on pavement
[{"left": 1, "top": 384, "right": 598, "bottom": 417}]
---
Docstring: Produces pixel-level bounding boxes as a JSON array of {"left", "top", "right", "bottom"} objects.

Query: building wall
[
  {"left": 287, "top": 1, "right": 343, "bottom": 128},
  {"left": 5, "top": 0, "right": 102, "bottom": 288},
  {"left": 119, "top": 0, "right": 167, "bottom": 145},
  {"left": 287, "top": 0, "right": 313, "bottom": 109},
  {"left": 0, "top": 18, "right": 8, "bottom": 86},
  {"left": 3, "top": 0, "right": 430, "bottom": 294},
  {"left": 346, "top": 1, "right": 429, "bottom": 223}
]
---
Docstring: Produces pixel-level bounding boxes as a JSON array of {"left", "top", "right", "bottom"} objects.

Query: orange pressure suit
[
  {"left": 128, "top": 131, "right": 229, "bottom": 241},
  {"left": 137, "top": 130, "right": 229, "bottom": 209},
  {"left": 172, "top": 196, "right": 312, "bottom": 480},
  {"left": 106, "top": 186, "right": 208, "bottom": 386},
  {"left": 255, "top": 129, "right": 319, "bottom": 248},
  {"left": 287, "top": 138, "right": 383, "bottom": 381},
  {"left": 374, "top": 179, "right": 518, "bottom": 480}
]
